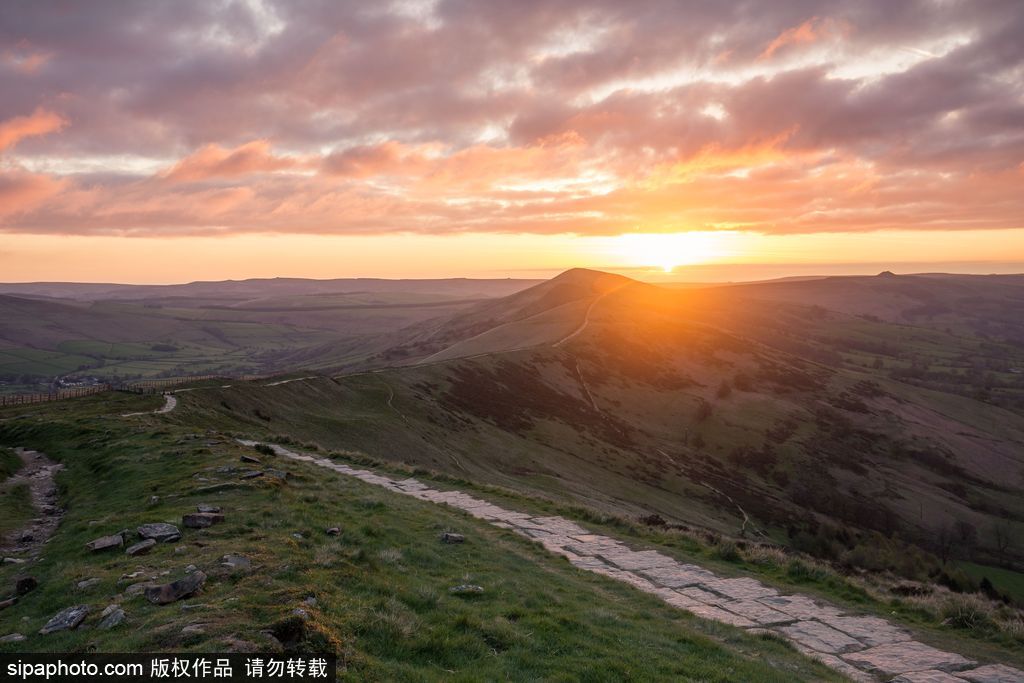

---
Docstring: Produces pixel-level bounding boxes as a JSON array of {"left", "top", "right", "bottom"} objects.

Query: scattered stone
[
  {"left": 137, "top": 523, "right": 181, "bottom": 543},
  {"left": 221, "top": 555, "right": 251, "bottom": 571},
  {"left": 0, "top": 633, "right": 26, "bottom": 643},
  {"left": 16, "top": 576, "right": 38, "bottom": 595},
  {"left": 126, "top": 539, "right": 157, "bottom": 556},
  {"left": 954, "top": 664, "right": 1024, "bottom": 682},
  {"left": 197, "top": 504, "right": 222, "bottom": 513},
  {"left": 120, "top": 571, "right": 145, "bottom": 581},
  {"left": 76, "top": 578, "right": 101, "bottom": 590},
  {"left": 441, "top": 532, "right": 465, "bottom": 544},
  {"left": 449, "top": 584, "right": 484, "bottom": 595},
  {"left": 182, "top": 512, "right": 225, "bottom": 528},
  {"left": 325, "top": 527, "right": 341, "bottom": 536},
  {"left": 175, "top": 546, "right": 186, "bottom": 554},
  {"left": 185, "top": 564, "right": 198, "bottom": 574},
  {"left": 124, "top": 582, "right": 158, "bottom": 598},
  {"left": 264, "top": 469, "right": 289, "bottom": 481},
  {"left": 291, "top": 533, "right": 304, "bottom": 540},
  {"left": 3, "top": 557, "right": 27, "bottom": 564},
  {"left": 145, "top": 571, "right": 206, "bottom": 605},
  {"left": 39, "top": 605, "right": 89, "bottom": 634},
  {"left": 98, "top": 606, "right": 126, "bottom": 629},
  {"left": 240, "top": 471, "right": 263, "bottom": 480},
  {"left": 292, "top": 608, "right": 309, "bottom": 620},
  {"left": 18, "top": 531, "right": 33, "bottom": 543},
  {"left": 303, "top": 596, "right": 317, "bottom": 606},
  {"left": 0, "top": 597, "right": 17, "bottom": 611},
  {"left": 149, "top": 495, "right": 160, "bottom": 505},
  {"left": 842, "top": 642, "right": 974, "bottom": 677},
  {"left": 86, "top": 533, "right": 124, "bottom": 552},
  {"left": 240, "top": 455, "right": 261, "bottom": 464},
  {"left": 181, "top": 623, "right": 206, "bottom": 635}
]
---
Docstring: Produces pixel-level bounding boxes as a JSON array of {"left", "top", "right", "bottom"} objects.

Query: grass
[
  {"left": 0, "top": 393, "right": 842, "bottom": 681},
  {"left": 0, "top": 446, "right": 21, "bottom": 481},
  {"left": 0, "top": 482, "right": 32, "bottom": 538},
  {"left": 959, "top": 561, "right": 1024, "bottom": 604}
]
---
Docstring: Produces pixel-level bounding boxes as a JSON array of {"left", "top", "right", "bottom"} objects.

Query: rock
[
  {"left": 98, "top": 606, "right": 126, "bottom": 629},
  {"left": 39, "top": 605, "right": 89, "bottom": 634},
  {"left": 196, "top": 504, "right": 222, "bottom": 513},
  {"left": 16, "top": 576, "right": 38, "bottom": 595},
  {"left": 303, "top": 596, "right": 317, "bottom": 606},
  {"left": 441, "top": 532, "right": 465, "bottom": 544},
  {"left": 240, "top": 471, "right": 263, "bottom": 480},
  {"left": 181, "top": 623, "right": 206, "bottom": 635},
  {"left": 955, "top": 664, "right": 1024, "bottom": 682},
  {"left": 292, "top": 608, "right": 309, "bottom": 620},
  {"left": 240, "top": 455, "right": 261, "bottom": 464},
  {"left": 3, "top": 557, "right": 27, "bottom": 564},
  {"left": 124, "top": 582, "right": 157, "bottom": 598},
  {"left": 182, "top": 512, "right": 224, "bottom": 528},
  {"left": 86, "top": 533, "right": 124, "bottom": 552},
  {"left": 0, "top": 597, "right": 17, "bottom": 610},
  {"left": 184, "top": 564, "right": 198, "bottom": 574},
  {"left": 126, "top": 539, "right": 157, "bottom": 556},
  {"left": 265, "top": 469, "right": 289, "bottom": 481},
  {"left": 137, "top": 523, "right": 181, "bottom": 543},
  {"left": 145, "top": 571, "right": 206, "bottom": 605},
  {"left": 19, "top": 531, "right": 33, "bottom": 542},
  {"left": 221, "top": 555, "right": 251, "bottom": 571},
  {"left": 325, "top": 527, "right": 341, "bottom": 536},
  {"left": 841, "top": 642, "right": 974, "bottom": 676},
  {"left": 291, "top": 533, "right": 304, "bottom": 540},
  {"left": 779, "top": 620, "right": 864, "bottom": 654},
  {"left": 149, "top": 495, "right": 159, "bottom": 505},
  {"left": 77, "top": 578, "right": 101, "bottom": 590},
  {"left": 0, "top": 633, "right": 26, "bottom": 643},
  {"left": 449, "top": 584, "right": 484, "bottom": 595}
]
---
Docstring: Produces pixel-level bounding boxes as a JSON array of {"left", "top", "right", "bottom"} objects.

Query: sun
[{"left": 615, "top": 231, "right": 728, "bottom": 272}]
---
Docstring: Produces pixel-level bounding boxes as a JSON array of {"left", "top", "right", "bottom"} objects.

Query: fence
[{"left": 0, "top": 372, "right": 277, "bottom": 407}]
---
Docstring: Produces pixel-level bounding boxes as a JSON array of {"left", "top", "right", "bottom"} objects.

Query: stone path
[
  {"left": 122, "top": 393, "right": 177, "bottom": 417},
  {"left": 238, "top": 440, "right": 1023, "bottom": 683},
  {"left": 0, "top": 448, "right": 64, "bottom": 562}
]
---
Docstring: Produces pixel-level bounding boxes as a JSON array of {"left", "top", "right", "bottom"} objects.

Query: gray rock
[
  {"left": 98, "top": 606, "right": 126, "bottom": 629},
  {"left": 39, "top": 605, "right": 89, "bottom": 634},
  {"left": 449, "top": 584, "right": 484, "bottom": 595},
  {"left": 124, "top": 582, "right": 157, "bottom": 598},
  {"left": 240, "top": 471, "right": 263, "bottom": 479},
  {"left": 3, "top": 557, "right": 27, "bottom": 564},
  {"left": 240, "top": 455, "right": 261, "bottom": 464},
  {"left": 265, "top": 469, "right": 289, "bottom": 481},
  {"left": 325, "top": 527, "right": 341, "bottom": 536},
  {"left": 0, "top": 633, "right": 26, "bottom": 643},
  {"left": 953, "top": 664, "right": 1024, "bottom": 682},
  {"left": 149, "top": 495, "right": 159, "bottom": 505},
  {"left": 19, "top": 531, "right": 33, "bottom": 542},
  {"left": 145, "top": 571, "right": 207, "bottom": 605},
  {"left": 76, "top": 578, "right": 101, "bottom": 590},
  {"left": 221, "top": 555, "right": 251, "bottom": 571},
  {"left": 180, "top": 623, "right": 206, "bottom": 635},
  {"left": 184, "top": 564, "right": 198, "bottom": 574},
  {"left": 182, "top": 512, "right": 224, "bottom": 528},
  {"left": 137, "top": 523, "right": 181, "bottom": 543},
  {"left": 303, "top": 596, "right": 317, "bottom": 606},
  {"left": 441, "top": 532, "right": 465, "bottom": 544},
  {"left": 842, "top": 642, "right": 974, "bottom": 676},
  {"left": 292, "top": 608, "right": 309, "bottom": 619},
  {"left": 126, "top": 539, "right": 157, "bottom": 556},
  {"left": 15, "top": 576, "right": 37, "bottom": 595},
  {"left": 86, "top": 533, "right": 124, "bottom": 552},
  {"left": 196, "top": 504, "right": 222, "bottom": 513},
  {"left": 0, "top": 597, "right": 17, "bottom": 610},
  {"left": 291, "top": 532, "right": 304, "bottom": 540}
]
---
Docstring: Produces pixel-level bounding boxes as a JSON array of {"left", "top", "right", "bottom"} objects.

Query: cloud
[
  {"left": 0, "top": 107, "right": 66, "bottom": 151},
  {"left": 0, "top": 0, "right": 1021, "bottom": 238}
]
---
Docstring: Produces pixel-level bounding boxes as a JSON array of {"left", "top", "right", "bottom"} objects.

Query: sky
[{"left": 1, "top": 0, "right": 1023, "bottom": 283}]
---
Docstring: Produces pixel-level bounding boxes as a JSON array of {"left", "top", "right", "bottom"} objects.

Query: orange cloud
[
  {"left": 163, "top": 140, "right": 299, "bottom": 182},
  {"left": 0, "top": 108, "right": 67, "bottom": 151},
  {"left": 758, "top": 17, "right": 839, "bottom": 60},
  {"left": 0, "top": 170, "right": 65, "bottom": 216}
]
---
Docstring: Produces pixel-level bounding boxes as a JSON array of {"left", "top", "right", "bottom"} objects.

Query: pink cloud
[
  {"left": 163, "top": 140, "right": 299, "bottom": 182},
  {"left": 0, "top": 108, "right": 66, "bottom": 151}
]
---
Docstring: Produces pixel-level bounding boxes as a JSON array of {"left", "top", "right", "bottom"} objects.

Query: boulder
[
  {"left": 86, "top": 533, "right": 124, "bottom": 552},
  {"left": 98, "top": 605, "right": 126, "bottom": 629},
  {"left": 124, "top": 582, "right": 157, "bottom": 598},
  {"left": 39, "top": 605, "right": 89, "bottom": 634},
  {"left": 15, "top": 576, "right": 37, "bottom": 595},
  {"left": 145, "top": 571, "right": 207, "bottom": 605},
  {"left": 196, "top": 504, "right": 222, "bottom": 513},
  {"left": 0, "top": 633, "right": 26, "bottom": 643},
  {"left": 449, "top": 584, "right": 484, "bottom": 595},
  {"left": 0, "top": 597, "right": 16, "bottom": 611},
  {"left": 182, "top": 512, "right": 224, "bottom": 529},
  {"left": 240, "top": 471, "right": 263, "bottom": 480},
  {"left": 325, "top": 527, "right": 341, "bottom": 536},
  {"left": 126, "top": 539, "right": 157, "bottom": 556},
  {"left": 441, "top": 532, "right": 465, "bottom": 544},
  {"left": 137, "top": 523, "right": 181, "bottom": 543},
  {"left": 265, "top": 469, "right": 290, "bottom": 481},
  {"left": 240, "top": 455, "right": 261, "bottom": 464},
  {"left": 76, "top": 578, "right": 101, "bottom": 590}
]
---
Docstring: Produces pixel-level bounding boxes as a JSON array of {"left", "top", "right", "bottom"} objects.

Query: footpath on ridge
[{"left": 238, "top": 439, "right": 1023, "bottom": 683}]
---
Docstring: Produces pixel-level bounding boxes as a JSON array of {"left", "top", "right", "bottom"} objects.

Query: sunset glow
[{"left": 0, "top": 2, "right": 1022, "bottom": 282}]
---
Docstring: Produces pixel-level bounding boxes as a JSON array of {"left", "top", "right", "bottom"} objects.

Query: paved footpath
[{"left": 239, "top": 440, "right": 1023, "bottom": 683}]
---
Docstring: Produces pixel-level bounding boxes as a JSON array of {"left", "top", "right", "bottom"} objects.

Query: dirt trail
[
  {"left": 121, "top": 393, "right": 177, "bottom": 417},
  {"left": 0, "top": 448, "right": 64, "bottom": 562},
  {"left": 237, "top": 438, "right": 1024, "bottom": 683}
]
